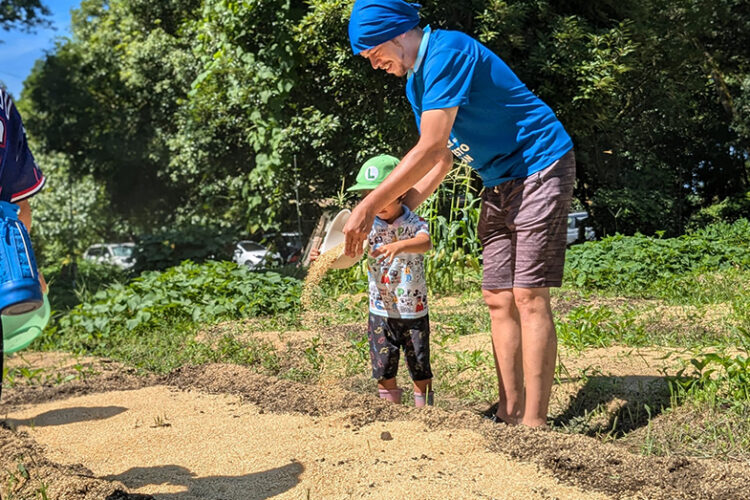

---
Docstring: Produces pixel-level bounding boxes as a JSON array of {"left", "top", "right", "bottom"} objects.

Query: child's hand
[
  {"left": 309, "top": 248, "right": 320, "bottom": 262},
  {"left": 370, "top": 241, "right": 403, "bottom": 265}
]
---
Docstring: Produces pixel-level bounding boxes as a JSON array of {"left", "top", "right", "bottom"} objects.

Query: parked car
[
  {"left": 232, "top": 240, "right": 282, "bottom": 269},
  {"left": 83, "top": 243, "right": 136, "bottom": 269},
  {"left": 567, "top": 211, "right": 596, "bottom": 246}
]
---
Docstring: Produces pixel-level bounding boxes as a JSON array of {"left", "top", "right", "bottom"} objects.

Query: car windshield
[
  {"left": 240, "top": 242, "right": 266, "bottom": 252},
  {"left": 111, "top": 245, "right": 134, "bottom": 257}
]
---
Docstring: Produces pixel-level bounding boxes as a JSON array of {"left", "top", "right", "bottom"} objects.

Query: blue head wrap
[{"left": 348, "top": 0, "right": 421, "bottom": 54}]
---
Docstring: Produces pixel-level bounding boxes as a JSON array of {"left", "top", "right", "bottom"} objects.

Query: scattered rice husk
[{"left": 300, "top": 242, "right": 346, "bottom": 328}]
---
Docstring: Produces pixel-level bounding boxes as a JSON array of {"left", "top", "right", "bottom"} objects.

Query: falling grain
[{"left": 300, "top": 241, "right": 346, "bottom": 327}]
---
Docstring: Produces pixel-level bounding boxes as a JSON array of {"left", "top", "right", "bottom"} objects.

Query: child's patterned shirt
[{"left": 367, "top": 206, "right": 430, "bottom": 319}]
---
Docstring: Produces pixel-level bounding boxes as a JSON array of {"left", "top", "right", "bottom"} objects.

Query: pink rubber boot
[
  {"left": 414, "top": 391, "right": 434, "bottom": 408},
  {"left": 378, "top": 388, "right": 403, "bottom": 404}
]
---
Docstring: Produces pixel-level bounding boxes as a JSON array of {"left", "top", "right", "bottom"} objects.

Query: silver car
[
  {"left": 567, "top": 212, "right": 596, "bottom": 246},
  {"left": 83, "top": 243, "right": 136, "bottom": 269}
]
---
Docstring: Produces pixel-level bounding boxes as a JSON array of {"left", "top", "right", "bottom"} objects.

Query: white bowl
[{"left": 319, "top": 209, "right": 364, "bottom": 269}]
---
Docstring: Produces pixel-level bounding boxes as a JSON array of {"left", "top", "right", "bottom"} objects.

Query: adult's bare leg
[
  {"left": 482, "top": 288, "right": 523, "bottom": 424},
  {"left": 513, "top": 287, "right": 557, "bottom": 427}
]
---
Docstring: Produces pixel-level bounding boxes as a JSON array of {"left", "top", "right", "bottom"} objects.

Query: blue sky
[{"left": 0, "top": 0, "right": 80, "bottom": 99}]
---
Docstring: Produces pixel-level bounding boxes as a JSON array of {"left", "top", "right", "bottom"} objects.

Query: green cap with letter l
[{"left": 347, "top": 154, "right": 400, "bottom": 191}]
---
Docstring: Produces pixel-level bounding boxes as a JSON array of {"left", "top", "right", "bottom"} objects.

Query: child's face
[
  {"left": 359, "top": 190, "right": 404, "bottom": 222},
  {"left": 377, "top": 198, "right": 404, "bottom": 221}
]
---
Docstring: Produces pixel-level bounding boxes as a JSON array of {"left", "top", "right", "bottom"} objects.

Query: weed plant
[
  {"left": 672, "top": 331, "right": 750, "bottom": 409},
  {"left": 556, "top": 305, "right": 650, "bottom": 351},
  {"left": 43, "top": 260, "right": 127, "bottom": 312}
]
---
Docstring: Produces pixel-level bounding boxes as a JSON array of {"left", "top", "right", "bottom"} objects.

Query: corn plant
[{"left": 417, "top": 163, "right": 482, "bottom": 294}]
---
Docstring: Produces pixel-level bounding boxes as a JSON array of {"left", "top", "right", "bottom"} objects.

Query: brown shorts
[{"left": 478, "top": 150, "right": 576, "bottom": 289}]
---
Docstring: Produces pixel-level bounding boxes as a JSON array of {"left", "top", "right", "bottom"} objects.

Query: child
[
  {"left": 348, "top": 154, "right": 434, "bottom": 406},
  {"left": 0, "top": 88, "right": 47, "bottom": 402}
]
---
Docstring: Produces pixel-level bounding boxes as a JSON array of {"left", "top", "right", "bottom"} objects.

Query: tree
[
  {"left": 0, "top": 0, "right": 49, "bottom": 30},
  {"left": 18, "top": 0, "right": 750, "bottom": 243},
  {"left": 27, "top": 152, "right": 125, "bottom": 266}
]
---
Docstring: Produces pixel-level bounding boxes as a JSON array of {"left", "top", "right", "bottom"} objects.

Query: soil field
[{"left": 2, "top": 353, "right": 749, "bottom": 500}]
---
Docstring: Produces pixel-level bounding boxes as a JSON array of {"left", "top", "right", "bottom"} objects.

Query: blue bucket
[
  {"left": 0, "top": 201, "right": 43, "bottom": 315},
  {"left": 2, "top": 293, "right": 50, "bottom": 354}
]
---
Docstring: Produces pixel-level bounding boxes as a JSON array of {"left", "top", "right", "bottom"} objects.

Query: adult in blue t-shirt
[
  {"left": 0, "top": 87, "right": 47, "bottom": 400},
  {"left": 345, "top": 0, "right": 576, "bottom": 428}
]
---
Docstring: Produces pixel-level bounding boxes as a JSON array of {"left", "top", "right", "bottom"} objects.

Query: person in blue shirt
[
  {"left": 0, "top": 87, "right": 47, "bottom": 400},
  {"left": 344, "top": 0, "right": 576, "bottom": 428}
]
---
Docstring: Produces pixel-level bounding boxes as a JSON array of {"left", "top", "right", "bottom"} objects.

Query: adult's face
[{"left": 360, "top": 39, "right": 410, "bottom": 77}]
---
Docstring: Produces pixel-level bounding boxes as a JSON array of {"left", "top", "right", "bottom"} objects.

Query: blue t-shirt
[
  {"left": 406, "top": 28, "right": 573, "bottom": 187},
  {"left": 0, "top": 89, "right": 45, "bottom": 203}
]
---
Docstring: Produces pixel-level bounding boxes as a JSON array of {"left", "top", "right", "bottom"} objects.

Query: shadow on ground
[
  {"left": 552, "top": 375, "right": 672, "bottom": 436},
  {"left": 4, "top": 405, "right": 128, "bottom": 429},
  {"left": 104, "top": 462, "right": 304, "bottom": 500}
]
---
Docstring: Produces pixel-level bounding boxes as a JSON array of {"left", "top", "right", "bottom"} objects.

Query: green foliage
[
  {"left": 19, "top": 0, "right": 201, "bottom": 227},
  {"left": 565, "top": 219, "right": 750, "bottom": 291},
  {"left": 556, "top": 305, "right": 647, "bottom": 350},
  {"left": 450, "top": 349, "right": 492, "bottom": 373},
  {"left": 16, "top": 0, "right": 750, "bottom": 248},
  {"left": 133, "top": 225, "right": 238, "bottom": 272},
  {"left": 418, "top": 165, "right": 482, "bottom": 294},
  {"left": 0, "top": 0, "right": 49, "bottom": 30},
  {"left": 672, "top": 320, "right": 750, "bottom": 417},
  {"left": 27, "top": 152, "right": 127, "bottom": 266},
  {"left": 687, "top": 191, "right": 750, "bottom": 230},
  {"left": 676, "top": 351, "right": 750, "bottom": 405},
  {"left": 42, "top": 259, "right": 127, "bottom": 312},
  {"left": 50, "top": 260, "right": 300, "bottom": 351}
]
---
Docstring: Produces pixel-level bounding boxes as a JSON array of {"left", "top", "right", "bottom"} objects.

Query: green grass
[
  {"left": 633, "top": 400, "right": 750, "bottom": 460},
  {"left": 1, "top": 362, "right": 94, "bottom": 389}
]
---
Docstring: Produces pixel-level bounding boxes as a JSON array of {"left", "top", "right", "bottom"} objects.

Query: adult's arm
[
  {"left": 17, "top": 199, "right": 32, "bottom": 231},
  {"left": 343, "top": 106, "right": 458, "bottom": 257},
  {"left": 402, "top": 149, "right": 453, "bottom": 211}
]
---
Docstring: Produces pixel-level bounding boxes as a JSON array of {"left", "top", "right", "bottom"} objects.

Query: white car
[
  {"left": 232, "top": 241, "right": 281, "bottom": 269},
  {"left": 83, "top": 243, "right": 136, "bottom": 269}
]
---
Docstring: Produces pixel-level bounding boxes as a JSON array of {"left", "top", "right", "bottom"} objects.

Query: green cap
[{"left": 347, "top": 154, "right": 399, "bottom": 191}]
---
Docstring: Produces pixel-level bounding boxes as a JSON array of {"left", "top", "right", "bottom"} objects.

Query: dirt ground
[{"left": 2, "top": 353, "right": 750, "bottom": 500}]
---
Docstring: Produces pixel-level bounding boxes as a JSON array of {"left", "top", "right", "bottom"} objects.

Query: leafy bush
[
  {"left": 133, "top": 225, "right": 239, "bottom": 272},
  {"left": 43, "top": 260, "right": 127, "bottom": 312},
  {"left": 51, "top": 260, "right": 300, "bottom": 350},
  {"left": 565, "top": 219, "right": 750, "bottom": 291},
  {"left": 590, "top": 185, "right": 680, "bottom": 237},
  {"left": 29, "top": 152, "right": 130, "bottom": 267},
  {"left": 687, "top": 191, "right": 750, "bottom": 230}
]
